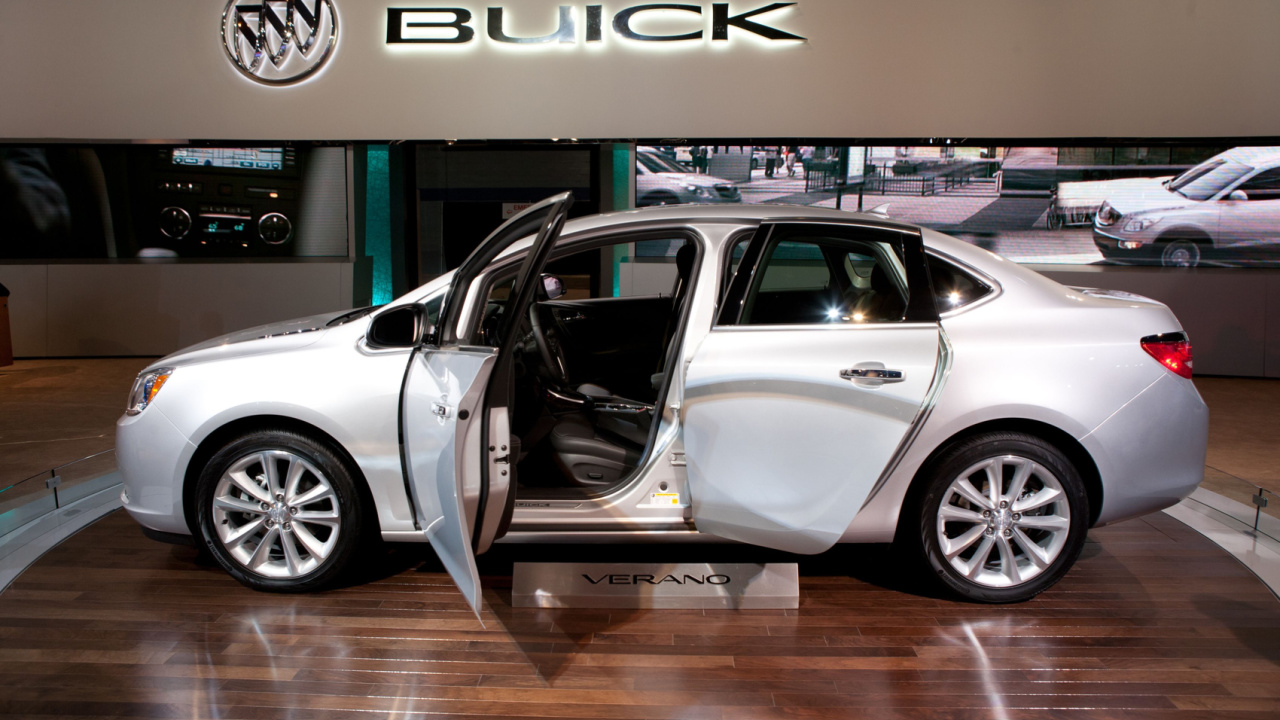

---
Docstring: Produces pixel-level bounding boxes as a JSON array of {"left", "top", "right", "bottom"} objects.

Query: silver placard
[{"left": 512, "top": 562, "right": 799, "bottom": 609}]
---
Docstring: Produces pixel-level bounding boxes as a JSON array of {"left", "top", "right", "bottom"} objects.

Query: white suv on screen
[
  {"left": 636, "top": 149, "right": 741, "bottom": 207},
  {"left": 1093, "top": 146, "right": 1280, "bottom": 267}
]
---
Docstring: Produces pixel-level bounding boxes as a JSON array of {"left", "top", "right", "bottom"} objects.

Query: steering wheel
[{"left": 528, "top": 303, "right": 570, "bottom": 387}]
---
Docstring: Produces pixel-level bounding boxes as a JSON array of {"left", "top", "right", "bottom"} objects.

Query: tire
[
  {"left": 1159, "top": 237, "right": 1202, "bottom": 268},
  {"left": 751, "top": 159, "right": 759, "bottom": 171},
  {"left": 910, "top": 432, "right": 1088, "bottom": 603},
  {"left": 195, "top": 429, "right": 365, "bottom": 592}
]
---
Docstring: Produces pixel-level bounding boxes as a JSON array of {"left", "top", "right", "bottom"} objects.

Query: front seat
[
  {"left": 548, "top": 413, "right": 643, "bottom": 487},
  {"left": 577, "top": 241, "right": 697, "bottom": 401},
  {"left": 548, "top": 242, "right": 697, "bottom": 487}
]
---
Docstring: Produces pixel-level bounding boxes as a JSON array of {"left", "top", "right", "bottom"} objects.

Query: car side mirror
[
  {"left": 541, "top": 273, "right": 566, "bottom": 300},
  {"left": 1227, "top": 190, "right": 1248, "bottom": 202},
  {"left": 366, "top": 305, "right": 427, "bottom": 348}
]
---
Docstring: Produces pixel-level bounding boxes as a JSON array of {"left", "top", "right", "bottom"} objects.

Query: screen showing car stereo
[{"left": 172, "top": 147, "right": 284, "bottom": 171}]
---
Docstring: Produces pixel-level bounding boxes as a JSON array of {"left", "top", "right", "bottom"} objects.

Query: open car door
[
  {"left": 682, "top": 221, "right": 944, "bottom": 554},
  {"left": 401, "top": 192, "right": 573, "bottom": 616}
]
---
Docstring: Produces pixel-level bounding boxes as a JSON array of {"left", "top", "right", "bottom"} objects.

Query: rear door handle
[{"left": 840, "top": 367, "right": 904, "bottom": 383}]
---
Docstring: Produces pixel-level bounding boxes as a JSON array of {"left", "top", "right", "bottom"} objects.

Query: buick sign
[{"left": 386, "top": 3, "right": 805, "bottom": 44}]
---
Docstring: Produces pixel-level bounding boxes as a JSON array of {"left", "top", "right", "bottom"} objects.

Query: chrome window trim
[{"left": 711, "top": 322, "right": 940, "bottom": 333}]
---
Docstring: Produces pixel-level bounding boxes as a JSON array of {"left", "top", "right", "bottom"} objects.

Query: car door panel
[
  {"left": 401, "top": 192, "right": 573, "bottom": 617},
  {"left": 683, "top": 326, "right": 940, "bottom": 554},
  {"left": 683, "top": 221, "right": 940, "bottom": 555},
  {"left": 402, "top": 348, "right": 496, "bottom": 613}
]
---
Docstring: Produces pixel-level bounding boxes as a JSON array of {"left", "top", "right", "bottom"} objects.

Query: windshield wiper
[{"left": 326, "top": 306, "right": 376, "bottom": 327}]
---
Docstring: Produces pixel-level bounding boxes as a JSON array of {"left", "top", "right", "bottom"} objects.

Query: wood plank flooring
[{"left": 0, "top": 510, "right": 1278, "bottom": 718}]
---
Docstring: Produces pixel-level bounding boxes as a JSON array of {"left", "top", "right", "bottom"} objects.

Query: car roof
[
  {"left": 559, "top": 203, "right": 920, "bottom": 236},
  {"left": 1220, "top": 146, "right": 1280, "bottom": 168}
]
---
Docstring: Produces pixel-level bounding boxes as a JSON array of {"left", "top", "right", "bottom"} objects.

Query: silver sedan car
[{"left": 117, "top": 196, "right": 1208, "bottom": 608}]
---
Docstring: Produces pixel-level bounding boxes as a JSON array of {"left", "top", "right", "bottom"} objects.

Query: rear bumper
[{"left": 1085, "top": 372, "right": 1208, "bottom": 526}]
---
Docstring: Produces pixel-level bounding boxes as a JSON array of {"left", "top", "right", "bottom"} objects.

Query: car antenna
[{"left": 866, "top": 204, "right": 891, "bottom": 218}]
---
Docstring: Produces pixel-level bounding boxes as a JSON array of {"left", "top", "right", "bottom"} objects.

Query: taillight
[{"left": 1141, "top": 333, "right": 1192, "bottom": 379}]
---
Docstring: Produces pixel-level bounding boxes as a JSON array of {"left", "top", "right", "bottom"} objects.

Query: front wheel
[
  {"left": 1160, "top": 238, "right": 1202, "bottom": 267},
  {"left": 195, "top": 429, "right": 365, "bottom": 592},
  {"left": 912, "top": 432, "right": 1088, "bottom": 603}
]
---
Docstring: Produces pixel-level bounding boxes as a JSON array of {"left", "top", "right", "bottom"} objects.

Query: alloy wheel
[
  {"left": 934, "top": 455, "right": 1071, "bottom": 589},
  {"left": 211, "top": 449, "right": 342, "bottom": 579}
]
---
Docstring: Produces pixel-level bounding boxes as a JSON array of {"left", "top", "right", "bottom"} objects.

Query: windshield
[
  {"left": 638, "top": 152, "right": 688, "bottom": 174},
  {"left": 1168, "top": 158, "right": 1253, "bottom": 201}
]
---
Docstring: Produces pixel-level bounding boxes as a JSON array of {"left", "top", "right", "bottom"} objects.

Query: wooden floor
[{"left": 0, "top": 511, "right": 1278, "bottom": 719}]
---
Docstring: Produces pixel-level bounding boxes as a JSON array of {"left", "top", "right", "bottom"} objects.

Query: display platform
[
  {"left": 1, "top": 510, "right": 1278, "bottom": 717},
  {"left": 512, "top": 562, "right": 799, "bottom": 609}
]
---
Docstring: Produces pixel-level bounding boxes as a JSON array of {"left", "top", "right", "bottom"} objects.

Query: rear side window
[
  {"left": 740, "top": 235, "right": 910, "bottom": 325},
  {"left": 927, "top": 254, "right": 993, "bottom": 312}
]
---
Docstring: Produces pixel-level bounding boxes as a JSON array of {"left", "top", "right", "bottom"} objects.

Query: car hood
[
  {"left": 1099, "top": 176, "right": 1197, "bottom": 215},
  {"left": 656, "top": 172, "right": 735, "bottom": 187},
  {"left": 148, "top": 309, "right": 351, "bottom": 371}
]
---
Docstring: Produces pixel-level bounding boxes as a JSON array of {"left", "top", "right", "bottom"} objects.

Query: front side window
[
  {"left": 738, "top": 233, "right": 911, "bottom": 326},
  {"left": 1236, "top": 167, "right": 1280, "bottom": 201}
]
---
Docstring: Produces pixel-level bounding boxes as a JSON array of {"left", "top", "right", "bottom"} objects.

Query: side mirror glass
[
  {"left": 1227, "top": 190, "right": 1248, "bottom": 202},
  {"left": 541, "top": 273, "right": 566, "bottom": 300},
  {"left": 367, "top": 305, "right": 424, "bottom": 348}
]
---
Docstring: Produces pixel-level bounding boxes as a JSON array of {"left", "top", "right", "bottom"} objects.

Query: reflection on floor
[
  {"left": 0, "top": 510, "right": 1277, "bottom": 717},
  {"left": 0, "top": 358, "right": 153, "bottom": 485}
]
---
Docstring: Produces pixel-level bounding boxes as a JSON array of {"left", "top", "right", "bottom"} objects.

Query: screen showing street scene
[{"left": 636, "top": 145, "right": 1280, "bottom": 267}]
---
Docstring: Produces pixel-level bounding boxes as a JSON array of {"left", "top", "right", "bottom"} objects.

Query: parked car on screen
[
  {"left": 636, "top": 148, "right": 741, "bottom": 206},
  {"left": 118, "top": 197, "right": 1207, "bottom": 611},
  {"left": 1092, "top": 146, "right": 1280, "bottom": 266}
]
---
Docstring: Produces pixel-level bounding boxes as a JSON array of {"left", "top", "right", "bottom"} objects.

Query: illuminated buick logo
[{"left": 222, "top": 0, "right": 338, "bottom": 85}]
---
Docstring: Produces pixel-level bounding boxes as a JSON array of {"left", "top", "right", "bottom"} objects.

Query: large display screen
[
  {"left": 1, "top": 145, "right": 348, "bottom": 259},
  {"left": 637, "top": 143, "right": 1280, "bottom": 267},
  {"left": 172, "top": 147, "right": 284, "bottom": 171}
]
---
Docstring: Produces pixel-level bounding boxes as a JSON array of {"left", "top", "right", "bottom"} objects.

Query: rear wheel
[
  {"left": 195, "top": 429, "right": 364, "bottom": 592},
  {"left": 912, "top": 432, "right": 1088, "bottom": 603}
]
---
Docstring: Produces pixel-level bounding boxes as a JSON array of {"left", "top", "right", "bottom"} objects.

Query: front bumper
[{"left": 117, "top": 405, "right": 198, "bottom": 536}]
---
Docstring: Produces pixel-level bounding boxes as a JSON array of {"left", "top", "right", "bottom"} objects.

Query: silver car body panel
[{"left": 118, "top": 204, "right": 1207, "bottom": 551}]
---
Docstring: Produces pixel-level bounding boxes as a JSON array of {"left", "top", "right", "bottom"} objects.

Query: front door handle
[{"left": 840, "top": 367, "right": 905, "bottom": 383}]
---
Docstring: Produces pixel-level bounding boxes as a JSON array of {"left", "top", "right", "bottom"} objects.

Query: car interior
[{"left": 474, "top": 235, "right": 702, "bottom": 499}]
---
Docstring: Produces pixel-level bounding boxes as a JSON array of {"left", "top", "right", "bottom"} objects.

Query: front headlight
[
  {"left": 1096, "top": 201, "right": 1121, "bottom": 226},
  {"left": 1123, "top": 216, "right": 1162, "bottom": 233},
  {"left": 126, "top": 368, "right": 174, "bottom": 416},
  {"left": 686, "top": 185, "right": 714, "bottom": 198}
]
